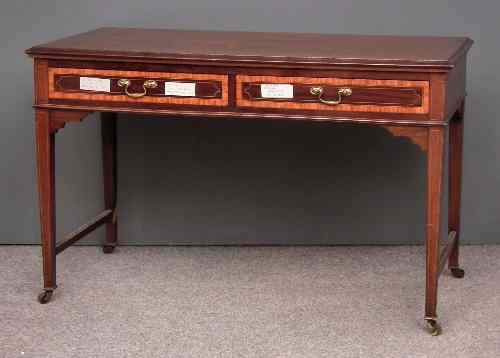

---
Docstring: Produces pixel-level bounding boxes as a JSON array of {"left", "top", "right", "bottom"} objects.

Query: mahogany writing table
[{"left": 26, "top": 28, "right": 473, "bottom": 335}]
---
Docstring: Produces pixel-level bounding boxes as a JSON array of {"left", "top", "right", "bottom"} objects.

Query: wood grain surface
[
  {"left": 48, "top": 68, "right": 229, "bottom": 106},
  {"left": 236, "top": 75, "right": 429, "bottom": 114},
  {"left": 27, "top": 28, "right": 473, "bottom": 70}
]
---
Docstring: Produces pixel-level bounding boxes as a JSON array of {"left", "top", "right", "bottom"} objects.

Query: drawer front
[
  {"left": 48, "top": 68, "right": 229, "bottom": 106},
  {"left": 236, "top": 75, "right": 429, "bottom": 114}
]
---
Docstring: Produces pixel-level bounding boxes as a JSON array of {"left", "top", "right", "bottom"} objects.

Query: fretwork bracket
[
  {"left": 49, "top": 110, "right": 93, "bottom": 134},
  {"left": 382, "top": 125, "right": 429, "bottom": 152}
]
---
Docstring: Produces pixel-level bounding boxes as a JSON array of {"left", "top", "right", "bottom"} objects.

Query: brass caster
[
  {"left": 37, "top": 289, "right": 53, "bottom": 304},
  {"left": 425, "top": 319, "right": 441, "bottom": 336},
  {"left": 450, "top": 267, "right": 465, "bottom": 278},
  {"left": 102, "top": 245, "right": 115, "bottom": 254}
]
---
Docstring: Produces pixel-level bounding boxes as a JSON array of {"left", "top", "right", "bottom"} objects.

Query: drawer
[
  {"left": 48, "top": 68, "right": 229, "bottom": 106},
  {"left": 236, "top": 75, "right": 429, "bottom": 114}
]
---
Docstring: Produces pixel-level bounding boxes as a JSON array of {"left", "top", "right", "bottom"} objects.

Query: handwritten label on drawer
[
  {"left": 260, "top": 84, "right": 293, "bottom": 99},
  {"left": 165, "top": 82, "right": 196, "bottom": 97},
  {"left": 79, "top": 77, "right": 111, "bottom": 92}
]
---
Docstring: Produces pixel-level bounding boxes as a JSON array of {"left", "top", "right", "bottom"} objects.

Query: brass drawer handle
[
  {"left": 310, "top": 86, "right": 352, "bottom": 105},
  {"left": 118, "top": 79, "right": 158, "bottom": 98}
]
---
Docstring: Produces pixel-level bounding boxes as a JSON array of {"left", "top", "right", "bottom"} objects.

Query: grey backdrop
[{"left": 1, "top": 0, "right": 499, "bottom": 245}]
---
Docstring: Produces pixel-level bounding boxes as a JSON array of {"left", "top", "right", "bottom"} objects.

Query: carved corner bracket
[
  {"left": 49, "top": 110, "right": 93, "bottom": 134},
  {"left": 382, "top": 125, "right": 428, "bottom": 152}
]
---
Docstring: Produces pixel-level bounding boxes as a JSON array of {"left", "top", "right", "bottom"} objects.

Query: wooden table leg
[
  {"left": 448, "top": 102, "right": 465, "bottom": 278},
  {"left": 35, "top": 109, "right": 57, "bottom": 303},
  {"left": 425, "top": 126, "right": 446, "bottom": 335},
  {"left": 101, "top": 113, "right": 118, "bottom": 253}
]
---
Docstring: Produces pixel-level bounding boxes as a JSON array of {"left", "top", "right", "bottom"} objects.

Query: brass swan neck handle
[
  {"left": 310, "top": 86, "right": 352, "bottom": 105},
  {"left": 118, "top": 79, "right": 158, "bottom": 98}
]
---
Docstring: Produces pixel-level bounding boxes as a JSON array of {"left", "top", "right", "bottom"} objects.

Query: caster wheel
[
  {"left": 103, "top": 245, "right": 115, "bottom": 254},
  {"left": 450, "top": 267, "right": 465, "bottom": 278},
  {"left": 37, "top": 290, "right": 53, "bottom": 304},
  {"left": 425, "top": 319, "right": 441, "bottom": 336}
]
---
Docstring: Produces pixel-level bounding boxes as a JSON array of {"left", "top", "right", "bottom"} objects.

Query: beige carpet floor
[{"left": 1, "top": 245, "right": 499, "bottom": 358}]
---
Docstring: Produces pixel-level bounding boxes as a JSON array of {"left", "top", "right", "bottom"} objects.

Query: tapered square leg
[
  {"left": 425, "top": 127, "right": 446, "bottom": 335},
  {"left": 101, "top": 113, "right": 118, "bottom": 253},
  {"left": 448, "top": 102, "right": 465, "bottom": 278},
  {"left": 35, "top": 109, "right": 57, "bottom": 303}
]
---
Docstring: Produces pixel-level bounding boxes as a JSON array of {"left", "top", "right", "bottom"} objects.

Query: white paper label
[
  {"left": 260, "top": 84, "right": 294, "bottom": 99},
  {"left": 79, "top": 77, "right": 111, "bottom": 92},
  {"left": 164, "top": 82, "right": 196, "bottom": 97}
]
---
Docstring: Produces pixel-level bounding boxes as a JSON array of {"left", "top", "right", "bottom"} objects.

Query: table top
[{"left": 26, "top": 27, "right": 472, "bottom": 69}]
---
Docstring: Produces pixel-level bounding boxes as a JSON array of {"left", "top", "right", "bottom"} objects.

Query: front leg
[
  {"left": 424, "top": 127, "right": 446, "bottom": 335},
  {"left": 35, "top": 109, "right": 57, "bottom": 303}
]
